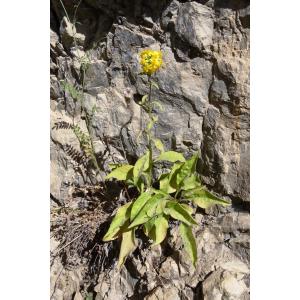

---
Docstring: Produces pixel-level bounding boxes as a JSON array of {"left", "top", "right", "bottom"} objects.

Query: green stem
[{"left": 147, "top": 76, "right": 154, "bottom": 187}]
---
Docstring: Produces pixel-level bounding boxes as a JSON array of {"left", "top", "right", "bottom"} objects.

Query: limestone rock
[
  {"left": 59, "top": 17, "right": 85, "bottom": 50},
  {"left": 175, "top": 2, "right": 214, "bottom": 51}
]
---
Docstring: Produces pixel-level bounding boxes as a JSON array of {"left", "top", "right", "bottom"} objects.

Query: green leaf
[
  {"left": 155, "top": 151, "right": 186, "bottom": 163},
  {"left": 128, "top": 194, "right": 165, "bottom": 228},
  {"left": 108, "top": 163, "right": 121, "bottom": 170},
  {"left": 136, "top": 178, "right": 145, "bottom": 193},
  {"left": 151, "top": 81, "right": 159, "bottom": 89},
  {"left": 164, "top": 201, "right": 197, "bottom": 226},
  {"left": 152, "top": 101, "right": 164, "bottom": 112},
  {"left": 179, "top": 223, "right": 197, "bottom": 267},
  {"left": 118, "top": 228, "right": 136, "bottom": 268},
  {"left": 140, "top": 94, "right": 148, "bottom": 105},
  {"left": 169, "top": 162, "right": 184, "bottom": 189},
  {"left": 153, "top": 214, "right": 169, "bottom": 245},
  {"left": 183, "top": 188, "right": 231, "bottom": 209},
  {"left": 143, "top": 218, "right": 156, "bottom": 239},
  {"left": 133, "top": 151, "right": 150, "bottom": 185},
  {"left": 176, "top": 154, "right": 198, "bottom": 186},
  {"left": 105, "top": 165, "right": 134, "bottom": 181},
  {"left": 103, "top": 202, "right": 132, "bottom": 241},
  {"left": 85, "top": 293, "right": 94, "bottom": 300},
  {"left": 130, "top": 192, "right": 152, "bottom": 221},
  {"left": 159, "top": 173, "right": 176, "bottom": 194},
  {"left": 181, "top": 174, "right": 201, "bottom": 191},
  {"left": 155, "top": 198, "right": 167, "bottom": 215},
  {"left": 154, "top": 138, "right": 165, "bottom": 153},
  {"left": 180, "top": 203, "right": 194, "bottom": 215},
  {"left": 147, "top": 116, "right": 158, "bottom": 131}
]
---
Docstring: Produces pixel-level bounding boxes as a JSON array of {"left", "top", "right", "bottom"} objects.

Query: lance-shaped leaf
[
  {"left": 180, "top": 203, "right": 194, "bottom": 215},
  {"left": 159, "top": 173, "right": 176, "bottom": 194},
  {"left": 128, "top": 194, "right": 165, "bottom": 228},
  {"left": 155, "top": 151, "right": 186, "bottom": 163},
  {"left": 103, "top": 202, "right": 132, "bottom": 241},
  {"left": 105, "top": 164, "right": 134, "bottom": 181},
  {"left": 176, "top": 154, "right": 198, "bottom": 186},
  {"left": 179, "top": 222, "right": 197, "bottom": 267},
  {"left": 130, "top": 192, "right": 152, "bottom": 221},
  {"left": 143, "top": 218, "right": 156, "bottom": 240},
  {"left": 153, "top": 214, "right": 169, "bottom": 245},
  {"left": 164, "top": 201, "right": 197, "bottom": 226},
  {"left": 169, "top": 162, "right": 184, "bottom": 189},
  {"left": 133, "top": 151, "right": 150, "bottom": 185},
  {"left": 181, "top": 174, "right": 201, "bottom": 191},
  {"left": 183, "top": 188, "right": 231, "bottom": 209},
  {"left": 118, "top": 228, "right": 136, "bottom": 268}
]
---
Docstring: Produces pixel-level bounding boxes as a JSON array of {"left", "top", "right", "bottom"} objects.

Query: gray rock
[
  {"left": 175, "top": 2, "right": 214, "bottom": 51},
  {"left": 202, "top": 268, "right": 249, "bottom": 300},
  {"left": 59, "top": 17, "right": 85, "bottom": 50}
]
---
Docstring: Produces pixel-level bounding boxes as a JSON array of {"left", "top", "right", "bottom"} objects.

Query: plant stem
[
  {"left": 147, "top": 76, "right": 153, "bottom": 187},
  {"left": 58, "top": 0, "right": 71, "bottom": 24}
]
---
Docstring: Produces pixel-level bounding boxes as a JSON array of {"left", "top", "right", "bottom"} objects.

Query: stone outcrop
[{"left": 50, "top": 0, "right": 250, "bottom": 299}]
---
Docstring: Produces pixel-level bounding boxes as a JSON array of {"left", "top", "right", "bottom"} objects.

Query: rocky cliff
[{"left": 50, "top": 0, "right": 250, "bottom": 299}]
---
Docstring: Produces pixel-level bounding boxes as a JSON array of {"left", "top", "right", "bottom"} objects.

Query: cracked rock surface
[{"left": 50, "top": 0, "right": 250, "bottom": 299}]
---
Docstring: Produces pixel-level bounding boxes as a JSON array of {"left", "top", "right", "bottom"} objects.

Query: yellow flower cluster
[{"left": 140, "top": 49, "right": 163, "bottom": 75}]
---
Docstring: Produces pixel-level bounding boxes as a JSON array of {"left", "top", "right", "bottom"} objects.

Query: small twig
[{"left": 54, "top": 233, "right": 83, "bottom": 255}]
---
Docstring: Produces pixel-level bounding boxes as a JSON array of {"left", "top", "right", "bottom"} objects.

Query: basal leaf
[
  {"left": 164, "top": 201, "right": 197, "bottom": 226},
  {"left": 155, "top": 151, "right": 186, "bottom": 163},
  {"left": 133, "top": 151, "right": 150, "bottom": 185},
  {"left": 159, "top": 173, "right": 176, "bottom": 194},
  {"left": 128, "top": 194, "right": 165, "bottom": 228},
  {"left": 117, "top": 228, "right": 136, "bottom": 268},
  {"left": 143, "top": 218, "right": 156, "bottom": 238},
  {"left": 179, "top": 222, "right": 197, "bottom": 267},
  {"left": 153, "top": 214, "right": 169, "bottom": 245},
  {"left": 108, "top": 163, "right": 121, "bottom": 170},
  {"left": 176, "top": 154, "right": 198, "bottom": 186},
  {"left": 155, "top": 198, "right": 167, "bottom": 215},
  {"left": 181, "top": 174, "right": 201, "bottom": 191},
  {"left": 130, "top": 192, "right": 152, "bottom": 221},
  {"left": 103, "top": 202, "right": 132, "bottom": 241},
  {"left": 105, "top": 164, "right": 134, "bottom": 181},
  {"left": 144, "top": 218, "right": 155, "bottom": 236},
  {"left": 180, "top": 203, "right": 194, "bottom": 215},
  {"left": 183, "top": 188, "right": 231, "bottom": 209},
  {"left": 169, "top": 162, "right": 184, "bottom": 189}
]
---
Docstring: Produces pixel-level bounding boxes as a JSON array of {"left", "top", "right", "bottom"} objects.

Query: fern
[
  {"left": 61, "top": 81, "right": 83, "bottom": 102},
  {"left": 63, "top": 144, "right": 86, "bottom": 165},
  {"left": 52, "top": 121, "right": 73, "bottom": 130},
  {"left": 72, "top": 125, "right": 98, "bottom": 169}
]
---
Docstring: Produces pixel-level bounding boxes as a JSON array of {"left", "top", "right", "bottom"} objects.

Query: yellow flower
[{"left": 140, "top": 49, "right": 163, "bottom": 75}]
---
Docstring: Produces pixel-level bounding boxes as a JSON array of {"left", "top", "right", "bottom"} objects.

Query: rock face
[{"left": 50, "top": 0, "right": 250, "bottom": 299}]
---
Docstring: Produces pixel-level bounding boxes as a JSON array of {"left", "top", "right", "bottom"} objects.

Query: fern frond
[
  {"left": 60, "top": 80, "right": 83, "bottom": 102},
  {"left": 63, "top": 144, "right": 86, "bottom": 165},
  {"left": 72, "top": 125, "right": 95, "bottom": 162},
  {"left": 52, "top": 121, "right": 74, "bottom": 130}
]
